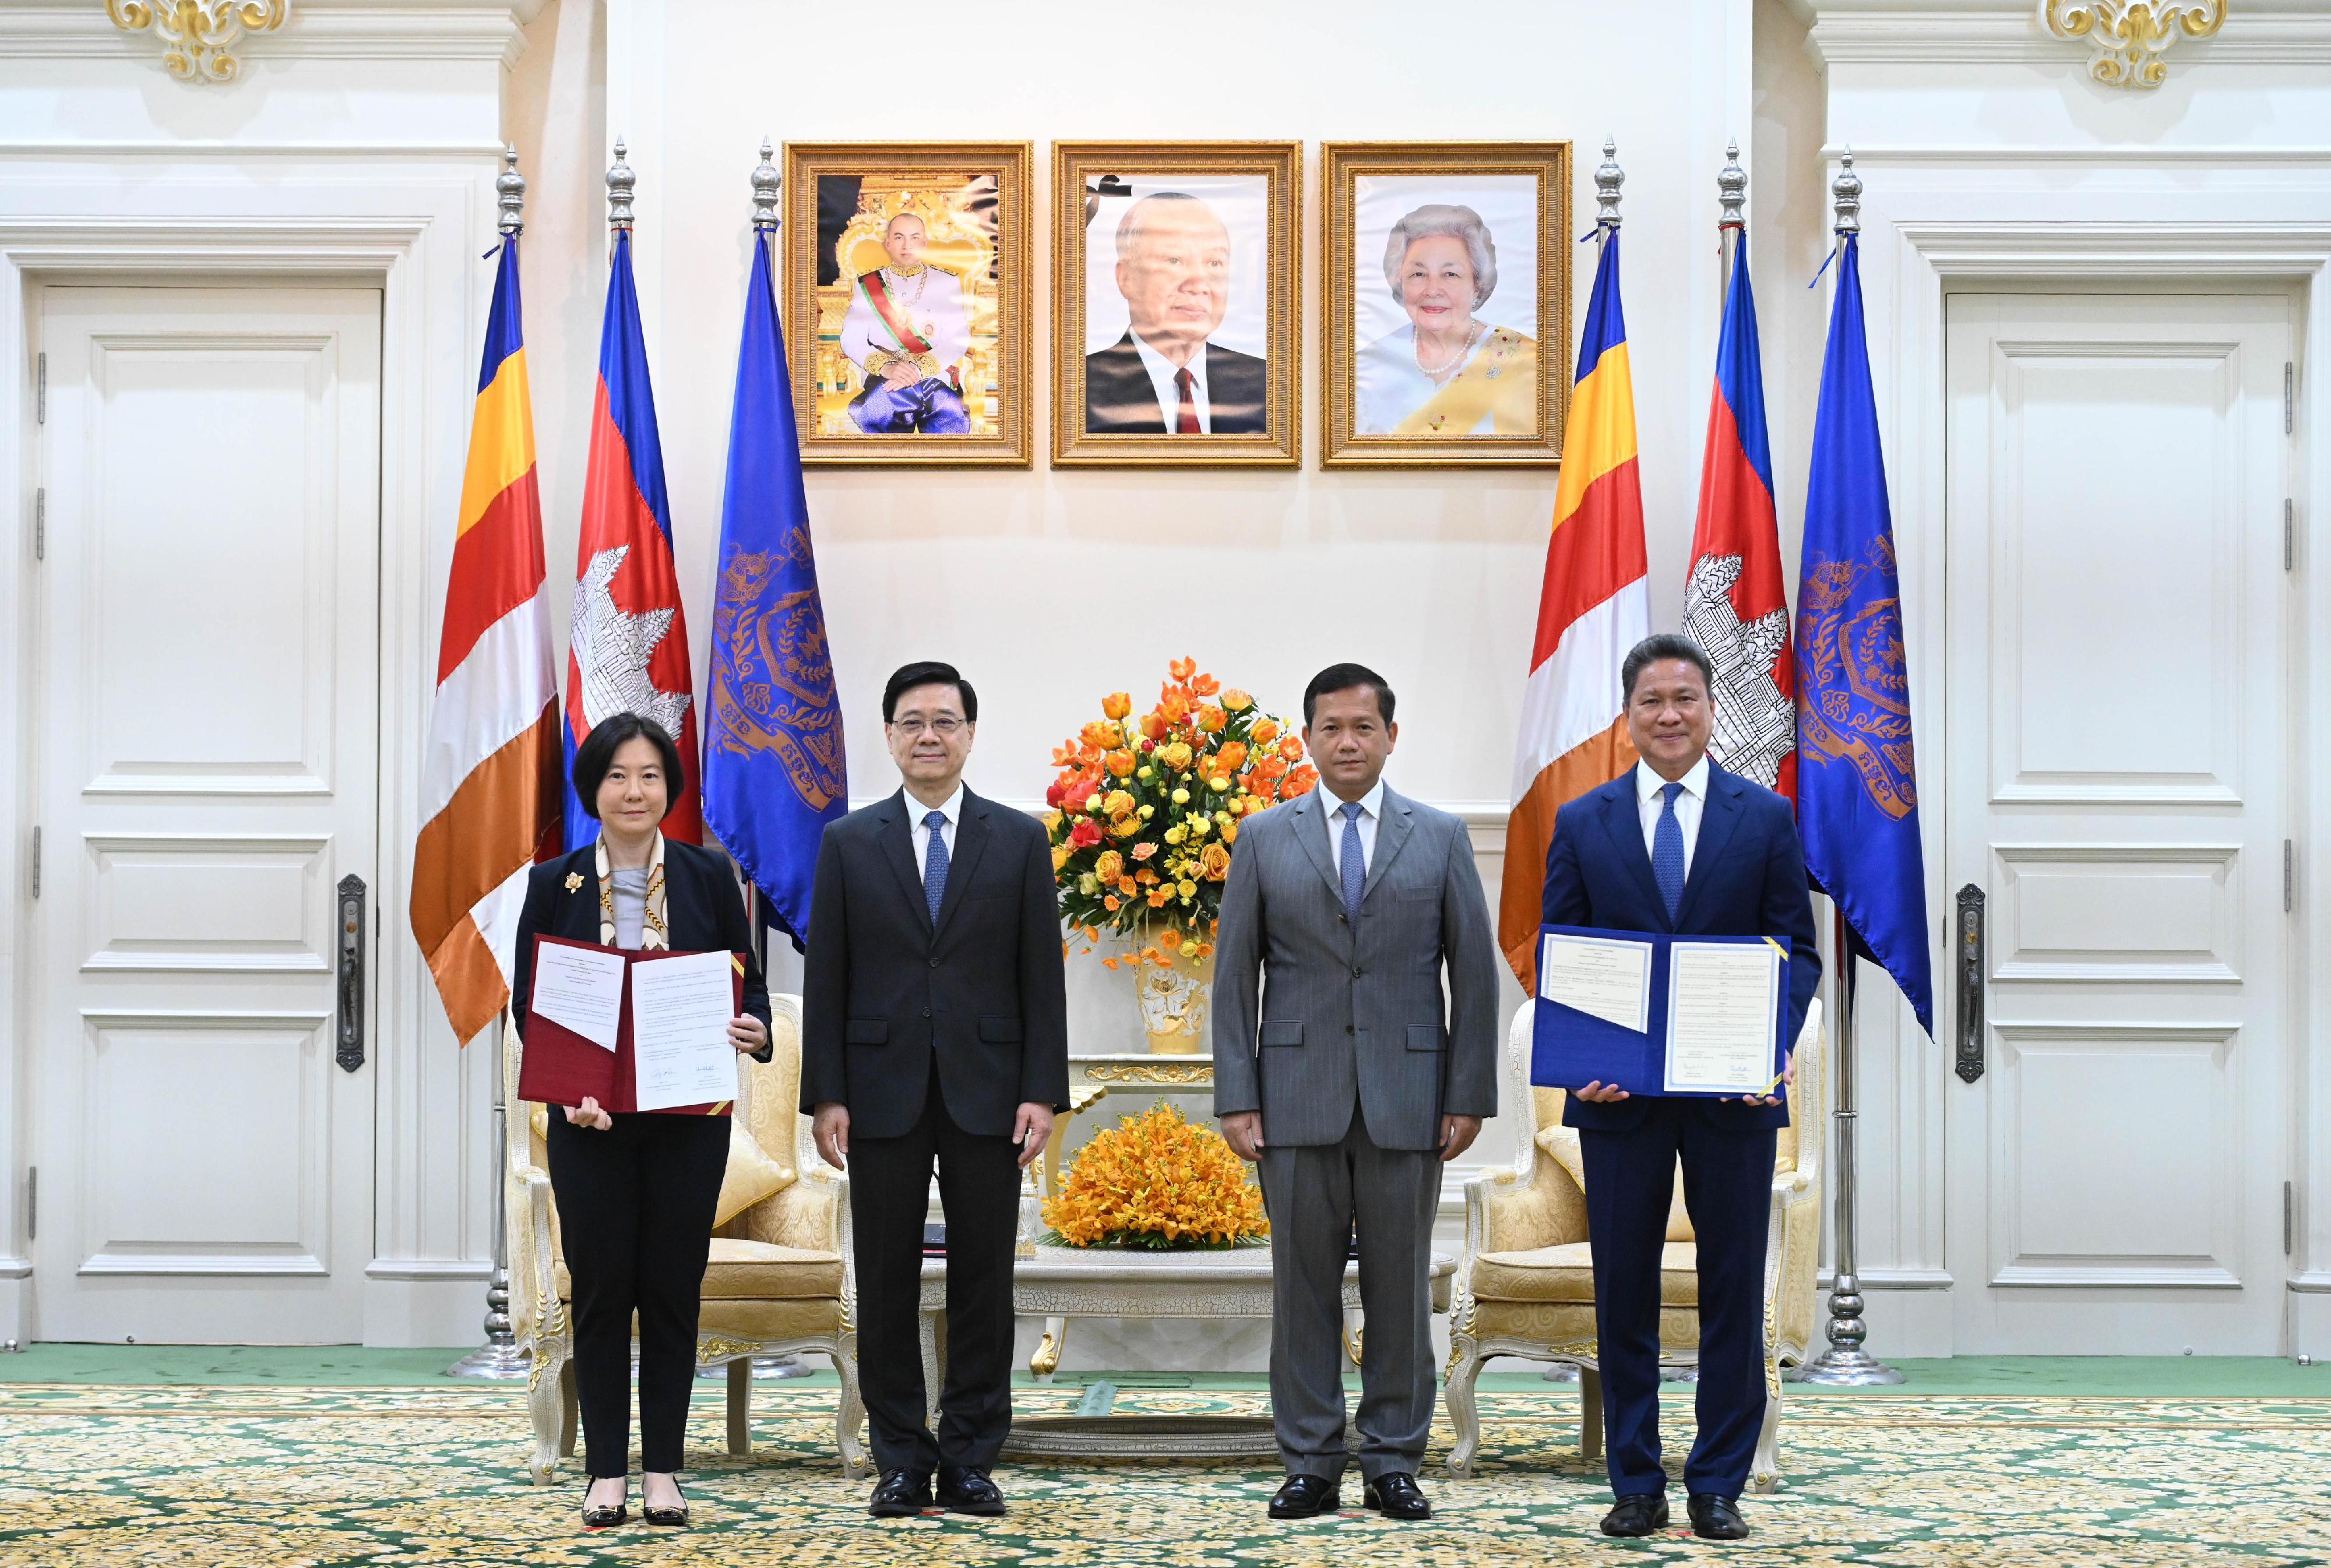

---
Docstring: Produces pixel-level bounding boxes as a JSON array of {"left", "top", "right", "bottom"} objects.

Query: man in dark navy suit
[{"left": 1541, "top": 633, "right": 1820, "bottom": 1543}]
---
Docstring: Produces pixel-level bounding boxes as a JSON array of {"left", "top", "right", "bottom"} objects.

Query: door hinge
[
  {"left": 33, "top": 352, "right": 43, "bottom": 426},
  {"left": 2287, "top": 499, "right": 2297, "bottom": 573},
  {"left": 2287, "top": 361, "right": 2296, "bottom": 435},
  {"left": 26, "top": 1167, "right": 35, "bottom": 1244},
  {"left": 27, "top": 826, "right": 37, "bottom": 901},
  {"left": 2287, "top": 1180, "right": 2297, "bottom": 1256},
  {"left": 2286, "top": 838, "right": 2296, "bottom": 914},
  {"left": 33, "top": 488, "right": 43, "bottom": 563}
]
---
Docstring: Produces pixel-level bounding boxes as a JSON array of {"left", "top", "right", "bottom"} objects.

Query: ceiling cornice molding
[
  {"left": 0, "top": 1, "right": 543, "bottom": 69},
  {"left": 1803, "top": 2, "right": 2331, "bottom": 68}
]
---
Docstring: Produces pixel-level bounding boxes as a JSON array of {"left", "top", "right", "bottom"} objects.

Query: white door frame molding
[
  {"left": 1832, "top": 191, "right": 2331, "bottom": 1356},
  {"left": 0, "top": 173, "right": 500, "bottom": 1345}
]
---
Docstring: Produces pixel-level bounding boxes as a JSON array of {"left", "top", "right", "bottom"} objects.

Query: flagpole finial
[
  {"left": 751, "top": 138, "right": 780, "bottom": 231},
  {"left": 1717, "top": 138, "right": 1746, "bottom": 230},
  {"left": 608, "top": 137, "right": 635, "bottom": 232},
  {"left": 1832, "top": 148, "right": 1861, "bottom": 237},
  {"left": 1596, "top": 136, "right": 1624, "bottom": 228},
  {"left": 497, "top": 145, "right": 526, "bottom": 237}
]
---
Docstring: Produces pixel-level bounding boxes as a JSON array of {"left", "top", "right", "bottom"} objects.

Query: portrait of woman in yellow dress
[{"left": 1354, "top": 202, "right": 1538, "bottom": 437}]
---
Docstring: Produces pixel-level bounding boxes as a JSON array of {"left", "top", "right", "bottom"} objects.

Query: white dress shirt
[
  {"left": 909, "top": 785, "right": 964, "bottom": 879},
  {"left": 1635, "top": 756, "right": 1710, "bottom": 880},
  {"left": 1322, "top": 777, "right": 1386, "bottom": 881},
  {"left": 1132, "top": 332, "right": 1212, "bottom": 433}
]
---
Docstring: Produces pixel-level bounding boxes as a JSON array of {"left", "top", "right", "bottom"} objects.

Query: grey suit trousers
[{"left": 1257, "top": 1104, "right": 1442, "bottom": 1482}]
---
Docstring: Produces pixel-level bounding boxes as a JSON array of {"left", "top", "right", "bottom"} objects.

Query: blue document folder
[{"left": 1529, "top": 924, "right": 1792, "bottom": 1099}]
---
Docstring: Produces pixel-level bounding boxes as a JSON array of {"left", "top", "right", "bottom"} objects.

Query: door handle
[
  {"left": 1955, "top": 882, "right": 1985, "bottom": 1084},
  {"left": 336, "top": 873, "right": 367, "bottom": 1074}
]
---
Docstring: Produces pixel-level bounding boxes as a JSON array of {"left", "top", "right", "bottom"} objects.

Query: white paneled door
[
  {"left": 1943, "top": 292, "right": 2293, "bottom": 1353},
  {"left": 31, "top": 287, "right": 381, "bottom": 1343}
]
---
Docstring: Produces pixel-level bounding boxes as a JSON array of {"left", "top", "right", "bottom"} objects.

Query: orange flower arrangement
[
  {"left": 1045, "top": 657, "right": 1317, "bottom": 968},
  {"left": 1041, "top": 1102, "right": 1269, "bottom": 1250}
]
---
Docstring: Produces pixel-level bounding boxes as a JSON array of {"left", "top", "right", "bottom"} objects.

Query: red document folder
[{"left": 516, "top": 934, "right": 742, "bottom": 1116}]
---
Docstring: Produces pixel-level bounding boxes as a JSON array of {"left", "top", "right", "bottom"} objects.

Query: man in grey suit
[{"left": 1212, "top": 663, "right": 1501, "bottom": 1522}]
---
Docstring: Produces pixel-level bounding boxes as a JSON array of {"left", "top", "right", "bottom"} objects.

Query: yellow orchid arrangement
[
  {"left": 1044, "top": 657, "right": 1316, "bottom": 971},
  {"left": 1041, "top": 1102, "right": 1270, "bottom": 1250}
]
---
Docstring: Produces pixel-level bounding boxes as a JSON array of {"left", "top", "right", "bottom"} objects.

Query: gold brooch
[{"left": 564, "top": 873, "right": 585, "bottom": 893}]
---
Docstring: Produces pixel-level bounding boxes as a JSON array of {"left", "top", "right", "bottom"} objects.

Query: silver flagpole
[
  {"left": 446, "top": 147, "right": 538, "bottom": 1384},
  {"left": 1792, "top": 150, "right": 1902, "bottom": 1388}
]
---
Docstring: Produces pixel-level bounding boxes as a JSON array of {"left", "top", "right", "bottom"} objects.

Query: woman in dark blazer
[{"left": 510, "top": 713, "right": 772, "bottom": 1530}]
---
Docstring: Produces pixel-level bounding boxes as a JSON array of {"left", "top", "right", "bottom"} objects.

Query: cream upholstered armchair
[
  {"left": 505, "top": 993, "right": 867, "bottom": 1484},
  {"left": 1443, "top": 996, "right": 1824, "bottom": 1491}
]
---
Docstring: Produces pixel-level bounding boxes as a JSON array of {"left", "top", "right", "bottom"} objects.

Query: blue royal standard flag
[
  {"left": 1792, "top": 232, "right": 1935, "bottom": 1037},
  {"left": 704, "top": 225, "right": 847, "bottom": 947}
]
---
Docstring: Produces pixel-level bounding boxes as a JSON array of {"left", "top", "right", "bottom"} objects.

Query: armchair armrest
[
  {"left": 740, "top": 1172, "right": 843, "bottom": 1254},
  {"left": 1474, "top": 1158, "right": 1589, "bottom": 1255}
]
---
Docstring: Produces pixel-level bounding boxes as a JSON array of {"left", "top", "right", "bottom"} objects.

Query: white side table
[{"left": 917, "top": 1243, "right": 1456, "bottom": 1457}]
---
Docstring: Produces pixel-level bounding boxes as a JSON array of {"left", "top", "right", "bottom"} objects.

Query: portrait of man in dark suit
[{"left": 1084, "top": 191, "right": 1268, "bottom": 435}]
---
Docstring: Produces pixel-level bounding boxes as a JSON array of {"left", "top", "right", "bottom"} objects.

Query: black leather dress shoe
[
  {"left": 579, "top": 1482, "right": 627, "bottom": 1529},
  {"left": 1600, "top": 1492, "right": 1670, "bottom": 1537},
  {"left": 1363, "top": 1471, "right": 1432, "bottom": 1520},
  {"left": 1688, "top": 1493, "right": 1749, "bottom": 1540},
  {"left": 867, "top": 1468, "right": 933, "bottom": 1518},
  {"left": 1267, "top": 1474, "right": 1340, "bottom": 1519},
  {"left": 936, "top": 1465, "right": 1006, "bottom": 1516}
]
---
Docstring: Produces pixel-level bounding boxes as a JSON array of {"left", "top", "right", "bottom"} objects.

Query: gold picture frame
[
  {"left": 1321, "top": 141, "right": 1571, "bottom": 469},
  {"left": 1051, "top": 140, "right": 1301, "bottom": 469},
  {"left": 782, "top": 141, "right": 1033, "bottom": 468}
]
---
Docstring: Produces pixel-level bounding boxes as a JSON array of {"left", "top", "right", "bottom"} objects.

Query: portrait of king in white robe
[{"left": 839, "top": 212, "right": 974, "bottom": 435}]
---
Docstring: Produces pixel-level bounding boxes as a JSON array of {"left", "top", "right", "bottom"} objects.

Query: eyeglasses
[{"left": 891, "top": 717, "right": 966, "bottom": 738}]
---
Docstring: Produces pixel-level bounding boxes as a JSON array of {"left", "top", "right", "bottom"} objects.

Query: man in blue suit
[{"left": 1541, "top": 633, "right": 1820, "bottom": 1543}]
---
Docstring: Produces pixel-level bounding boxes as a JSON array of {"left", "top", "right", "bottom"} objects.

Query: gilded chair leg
[
  {"left": 526, "top": 1353, "right": 566, "bottom": 1485},
  {"left": 833, "top": 1337, "right": 870, "bottom": 1479},
  {"left": 558, "top": 1359, "right": 579, "bottom": 1460},
  {"left": 922, "top": 1309, "right": 948, "bottom": 1428},
  {"left": 1579, "top": 1366, "right": 1604, "bottom": 1461},
  {"left": 726, "top": 1358, "right": 752, "bottom": 1456},
  {"left": 1442, "top": 1336, "right": 1483, "bottom": 1478},
  {"left": 1749, "top": 1369, "right": 1784, "bottom": 1494}
]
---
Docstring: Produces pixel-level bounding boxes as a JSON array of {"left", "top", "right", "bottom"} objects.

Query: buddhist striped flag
[
  {"left": 1497, "top": 227, "right": 1650, "bottom": 989},
  {"left": 410, "top": 237, "right": 563, "bottom": 1045}
]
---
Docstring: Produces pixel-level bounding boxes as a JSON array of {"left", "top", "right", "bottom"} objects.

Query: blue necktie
[
  {"left": 1652, "top": 781, "right": 1686, "bottom": 925},
  {"left": 923, "top": 809, "right": 949, "bottom": 925},
  {"left": 1339, "top": 800, "right": 1367, "bottom": 918}
]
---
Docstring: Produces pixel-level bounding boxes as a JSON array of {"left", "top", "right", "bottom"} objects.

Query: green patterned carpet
[{"left": 0, "top": 1380, "right": 2325, "bottom": 1566}]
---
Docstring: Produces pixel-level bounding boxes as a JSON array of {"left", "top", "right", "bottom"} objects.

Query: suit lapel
[
  {"left": 1361, "top": 790, "right": 1417, "bottom": 903},
  {"left": 1597, "top": 777, "right": 1670, "bottom": 928},
  {"left": 932, "top": 792, "right": 994, "bottom": 939},
  {"left": 554, "top": 848, "right": 600, "bottom": 940},
  {"left": 1288, "top": 792, "right": 1346, "bottom": 908},
  {"left": 876, "top": 792, "right": 932, "bottom": 933},
  {"left": 1674, "top": 766, "right": 1745, "bottom": 928}
]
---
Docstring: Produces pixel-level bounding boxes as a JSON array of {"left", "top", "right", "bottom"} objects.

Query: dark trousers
[
  {"left": 1580, "top": 1100, "right": 1776, "bottom": 1499},
  {"left": 1256, "top": 1104, "right": 1442, "bottom": 1482},
  {"left": 545, "top": 1111, "right": 729, "bottom": 1478},
  {"left": 848, "top": 1066, "right": 1022, "bottom": 1475}
]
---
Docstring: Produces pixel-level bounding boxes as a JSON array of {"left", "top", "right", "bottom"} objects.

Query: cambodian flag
[
  {"left": 1685, "top": 235, "right": 1795, "bottom": 797},
  {"left": 703, "top": 227, "right": 847, "bottom": 946},
  {"left": 564, "top": 225, "right": 701, "bottom": 847},
  {"left": 1794, "top": 231, "right": 1934, "bottom": 1036}
]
